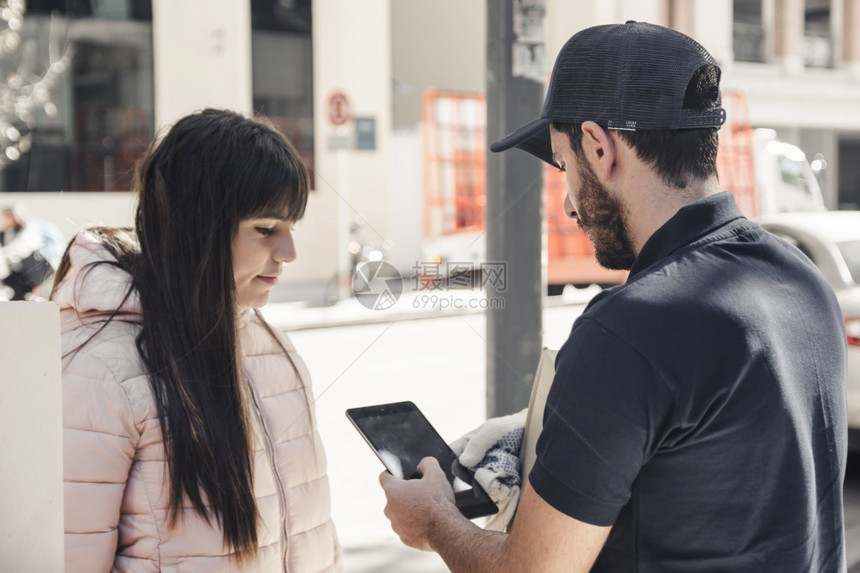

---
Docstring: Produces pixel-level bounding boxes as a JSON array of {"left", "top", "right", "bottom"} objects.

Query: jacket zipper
[{"left": 246, "top": 378, "right": 290, "bottom": 571}]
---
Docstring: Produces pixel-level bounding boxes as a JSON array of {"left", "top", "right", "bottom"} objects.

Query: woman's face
[{"left": 232, "top": 214, "right": 297, "bottom": 308}]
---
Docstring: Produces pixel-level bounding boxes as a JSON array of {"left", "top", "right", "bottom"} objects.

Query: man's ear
[{"left": 580, "top": 121, "right": 616, "bottom": 182}]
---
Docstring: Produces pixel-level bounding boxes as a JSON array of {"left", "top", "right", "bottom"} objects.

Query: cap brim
[{"left": 489, "top": 118, "right": 555, "bottom": 167}]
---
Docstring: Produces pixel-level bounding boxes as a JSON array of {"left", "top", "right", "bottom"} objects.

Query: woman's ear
[{"left": 580, "top": 121, "right": 616, "bottom": 182}]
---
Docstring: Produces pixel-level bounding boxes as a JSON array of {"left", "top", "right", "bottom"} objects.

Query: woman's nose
[{"left": 275, "top": 230, "right": 297, "bottom": 263}]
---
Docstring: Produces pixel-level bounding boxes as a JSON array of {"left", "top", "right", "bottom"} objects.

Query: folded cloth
[{"left": 450, "top": 408, "right": 527, "bottom": 531}]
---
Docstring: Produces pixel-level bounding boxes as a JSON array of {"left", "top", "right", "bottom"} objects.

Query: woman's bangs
[{"left": 241, "top": 148, "right": 309, "bottom": 222}]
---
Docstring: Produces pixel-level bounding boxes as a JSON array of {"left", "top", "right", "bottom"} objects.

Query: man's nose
[{"left": 563, "top": 194, "right": 575, "bottom": 219}]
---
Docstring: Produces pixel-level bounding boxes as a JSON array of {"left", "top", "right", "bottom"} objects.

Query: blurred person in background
[
  {"left": 0, "top": 204, "right": 65, "bottom": 300},
  {"left": 380, "top": 22, "right": 847, "bottom": 572},
  {"left": 52, "top": 109, "right": 341, "bottom": 572}
]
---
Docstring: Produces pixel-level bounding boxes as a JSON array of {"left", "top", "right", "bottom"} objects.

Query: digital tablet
[{"left": 346, "top": 401, "right": 499, "bottom": 519}]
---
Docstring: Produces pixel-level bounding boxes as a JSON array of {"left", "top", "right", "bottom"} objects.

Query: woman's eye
[{"left": 255, "top": 227, "right": 276, "bottom": 237}]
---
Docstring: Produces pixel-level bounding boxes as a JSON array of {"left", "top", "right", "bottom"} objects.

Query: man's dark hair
[{"left": 553, "top": 65, "right": 721, "bottom": 189}]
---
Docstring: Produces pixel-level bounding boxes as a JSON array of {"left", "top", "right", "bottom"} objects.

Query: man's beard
[{"left": 574, "top": 157, "right": 636, "bottom": 271}]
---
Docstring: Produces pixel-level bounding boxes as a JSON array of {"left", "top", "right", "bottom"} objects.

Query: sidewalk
[{"left": 261, "top": 284, "right": 601, "bottom": 331}]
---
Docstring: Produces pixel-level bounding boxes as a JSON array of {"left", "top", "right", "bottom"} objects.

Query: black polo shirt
[{"left": 530, "top": 192, "right": 847, "bottom": 572}]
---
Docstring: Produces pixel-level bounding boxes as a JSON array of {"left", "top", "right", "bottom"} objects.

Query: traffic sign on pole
[{"left": 328, "top": 91, "right": 351, "bottom": 127}]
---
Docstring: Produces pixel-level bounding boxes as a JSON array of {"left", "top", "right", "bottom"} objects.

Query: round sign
[{"left": 328, "top": 91, "right": 351, "bottom": 126}]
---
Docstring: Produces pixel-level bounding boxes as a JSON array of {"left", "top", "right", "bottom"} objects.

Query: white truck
[{"left": 753, "top": 128, "right": 827, "bottom": 216}]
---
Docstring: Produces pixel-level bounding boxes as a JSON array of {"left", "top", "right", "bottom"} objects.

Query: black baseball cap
[{"left": 490, "top": 21, "right": 726, "bottom": 167}]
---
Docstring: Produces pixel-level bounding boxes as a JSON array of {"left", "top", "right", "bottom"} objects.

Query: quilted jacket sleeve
[{"left": 63, "top": 362, "right": 139, "bottom": 573}]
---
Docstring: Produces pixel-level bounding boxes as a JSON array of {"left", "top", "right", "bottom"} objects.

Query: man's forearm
[
  {"left": 427, "top": 502, "right": 514, "bottom": 573},
  {"left": 381, "top": 461, "right": 609, "bottom": 571}
]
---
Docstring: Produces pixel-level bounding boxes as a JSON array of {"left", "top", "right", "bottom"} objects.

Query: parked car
[{"left": 759, "top": 211, "right": 860, "bottom": 446}]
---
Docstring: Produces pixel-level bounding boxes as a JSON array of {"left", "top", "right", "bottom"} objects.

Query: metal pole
[{"left": 485, "top": 0, "right": 545, "bottom": 417}]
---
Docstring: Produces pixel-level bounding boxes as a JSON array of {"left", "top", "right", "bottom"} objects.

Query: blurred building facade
[
  {"left": 0, "top": 0, "right": 858, "bottom": 292},
  {"left": 393, "top": 0, "right": 860, "bottom": 290}
]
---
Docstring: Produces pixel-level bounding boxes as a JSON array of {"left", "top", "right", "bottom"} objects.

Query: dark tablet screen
[{"left": 346, "top": 401, "right": 498, "bottom": 519}]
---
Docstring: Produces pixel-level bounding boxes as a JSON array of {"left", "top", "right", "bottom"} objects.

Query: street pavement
[
  {"left": 261, "top": 287, "right": 597, "bottom": 572},
  {"left": 261, "top": 283, "right": 601, "bottom": 332}
]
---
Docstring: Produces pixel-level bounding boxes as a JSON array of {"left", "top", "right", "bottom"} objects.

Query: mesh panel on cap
[
  {"left": 547, "top": 22, "right": 721, "bottom": 131},
  {"left": 551, "top": 25, "right": 621, "bottom": 126},
  {"left": 619, "top": 24, "right": 686, "bottom": 129}
]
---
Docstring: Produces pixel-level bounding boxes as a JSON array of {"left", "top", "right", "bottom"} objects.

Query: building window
[
  {"left": 733, "top": 0, "right": 767, "bottom": 62},
  {"left": 804, "top": 0, "right": 833, "bottom": 68},
  {"left": 251, "top": 0, "right": 314, "bottom": 178},
  {"left": 0, "top": 0, "right": 153, "bottom": 192}
]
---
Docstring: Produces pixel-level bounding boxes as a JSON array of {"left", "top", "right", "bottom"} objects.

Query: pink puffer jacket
[{"left": 56, "top": 232, "right": 342, "bottom": 572}]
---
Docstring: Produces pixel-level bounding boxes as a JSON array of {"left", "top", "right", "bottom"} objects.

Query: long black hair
[
  {"left": 136, "top": 109, "right": 308, "bottom": 559},
  {"left": 56, "top": 109, "right": 310, "bottom": 560}
]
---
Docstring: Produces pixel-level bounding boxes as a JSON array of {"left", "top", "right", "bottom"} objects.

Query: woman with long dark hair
[{"left": 54, "top": 109, "right": 341, "bottom": 572}]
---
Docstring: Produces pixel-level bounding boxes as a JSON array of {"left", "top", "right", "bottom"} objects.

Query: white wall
[
  {"left": 152, "top": 0, "right": 253, "bottom": 129},
  {"left": 0, "top": 302, "right": 63, "bottom": 571},
  {"left": 723, "top": 64, "right": 860, "bottom": 131},
  {"left": 0, "top": 191, "right": 137, "bottom": 240},
  {"left": 390, "top": 0, "right": 486, "bottom": 128},
  {"left": 388, "top": 129, "right": 423, "bottom": 274}
]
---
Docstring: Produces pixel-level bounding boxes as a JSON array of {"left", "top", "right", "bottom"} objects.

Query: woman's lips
[{"left": 257, "top": 276, "right": 279, "bottom": 286}]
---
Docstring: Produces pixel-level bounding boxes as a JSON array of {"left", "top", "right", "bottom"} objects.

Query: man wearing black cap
[{"left": 380, "top": 21, "right": 847, "bottom": 572}]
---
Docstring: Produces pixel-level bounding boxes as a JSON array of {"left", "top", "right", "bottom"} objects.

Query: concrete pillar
[
  {"left": 311, "top": 0, "right": 392, "bottom": 299},
  {"left": 845, "top": 0, "right": 860, "bottom": 74},
  {"left": 485, "top": 0, "right": 545, "bottom": 417},
  {"left": 692, "top": 0, "right": 733, "bottom": 66},
  {"left": 152, "top": 0, "right": 253, "bottom": 129},
  {"left": 670, "top": 0, "right": 695, "bottom": 37},
  {"left": 831, "top": 0, "right": 845, "bottom": 65},
  {"left": 655, "top": 0, "right": 671, "bottom": 27},
  {"left": 774, "top": 0, "right": 805, "bottom": 73},
  {"left": 619, "top": 0, "right": 665, "bottom": 24},
  {"left": 0, "top": 302, "right": 63, "bottom": 571},
  {"left": 763, "top": 0, "right": 777, "bottom": 62}
]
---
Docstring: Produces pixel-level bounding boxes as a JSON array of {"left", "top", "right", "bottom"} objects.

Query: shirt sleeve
[
  {"left": 63, "top": 366, "right": 139, "bottom": 573},
  {"left": 529, "top": 317, "right": 677, "bottom": 526}
]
